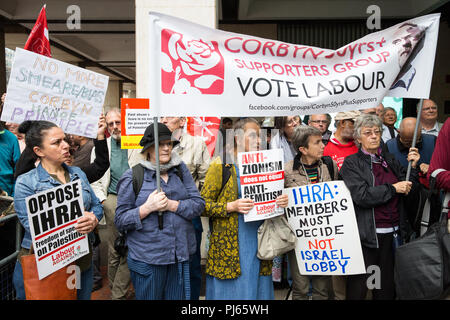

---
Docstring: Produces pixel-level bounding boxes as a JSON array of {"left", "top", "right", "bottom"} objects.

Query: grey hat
[{"left": 335, "top": 110, "right": 361, "bottom": 121}]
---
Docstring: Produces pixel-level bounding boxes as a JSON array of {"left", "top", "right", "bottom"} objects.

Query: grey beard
[{"left": 140, "top": 151, "right": 182, "bottom": 173}]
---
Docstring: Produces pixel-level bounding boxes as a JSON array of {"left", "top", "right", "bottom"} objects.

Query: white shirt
[
  {"left": 381, "top": 124, "right": 398, "bottom": 143},
  {"left": 421, "top": 121, "right": 442, "bottom": 137}
]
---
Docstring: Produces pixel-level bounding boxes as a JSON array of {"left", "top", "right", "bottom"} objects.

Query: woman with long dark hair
[{"left": 13, "top": 120, "right": 103, "bottom": 300}]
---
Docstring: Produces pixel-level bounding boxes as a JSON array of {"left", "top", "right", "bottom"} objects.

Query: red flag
[
  {"left": 24, "top": 5, "right": 51, "bottom": 57},
  {"left": 186, "top": 117, "right": 221, "bottom": 157}
]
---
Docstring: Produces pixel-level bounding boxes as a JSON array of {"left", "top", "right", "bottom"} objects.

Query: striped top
[{"left": 303, "top": 162, "right": 319, "bottom": 184}]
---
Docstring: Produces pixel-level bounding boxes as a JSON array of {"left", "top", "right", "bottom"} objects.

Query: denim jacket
[
  {"left": 115, "top": 160, "right": 205, "bottom": 266},
  {"left": 14, "top": 163, "right": 103, "bottom": 250}
]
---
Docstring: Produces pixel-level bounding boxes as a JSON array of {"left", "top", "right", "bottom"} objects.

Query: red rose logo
[{"left": 161, "top": 29, "right": 224, "bottom": 94}]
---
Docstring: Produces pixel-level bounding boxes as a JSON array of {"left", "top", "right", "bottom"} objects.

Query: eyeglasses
[
  {"left": 362, "top": 130, "right": 381, "bottom": 137},
  {"left": 310, "top": 120, "right": 329, "bottom": 124}
]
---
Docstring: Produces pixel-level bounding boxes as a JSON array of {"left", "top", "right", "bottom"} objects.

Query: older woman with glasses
[
  {"left": 339, "top": 114, "right": 420, "bottom": 300},
  {"left": 114, "top": 123, "right": 205, "bottom": 300}
]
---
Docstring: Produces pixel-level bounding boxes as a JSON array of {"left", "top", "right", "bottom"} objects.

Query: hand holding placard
[
  {"left": 227, "top": 198, "right": 254, "bottom": 214},
  {"left": 74, "top": 211, "right": 98, "bottom": 234}
]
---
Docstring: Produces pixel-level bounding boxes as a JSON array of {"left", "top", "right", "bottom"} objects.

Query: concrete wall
[{"left": 102, "top": 80, "right": 120, "bottom": 113}]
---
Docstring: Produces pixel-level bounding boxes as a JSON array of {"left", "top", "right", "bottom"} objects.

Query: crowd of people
[{"left": 0, "top": 92, "right": 449, "bottom": 300}]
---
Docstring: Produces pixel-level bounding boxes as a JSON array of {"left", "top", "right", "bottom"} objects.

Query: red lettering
[
  {"left": 310, "top": 65, "right": 321, "bottom": 76},
  {"left": 308, "top": 238, "right": 335, "bottom": 250},
  {"left": 293, "top": 46, "right": 307, "bottom": 58},
  {"left": 234, "top": 59, "right": 244, "bottom": 68},
  {"left": 263, "top": 63, "right": 271, "bottom": 73},
  {"left": 277, "top": 43, "right": 289, "bottom": 57},
  {"left": 243, "top": 39, "right": 261, "bottom": 54},
  {"left": 254, "top": 62, "right": 263, "bottom": 71},
  {"left": 302, "top": 65, "right": 312, "bottom": 76},
  {"left": 380, "top": 51, "right": 390, "bottom": 62},
  {"left": 347, "top": 44, "right": 358, "bottom": 59},
  {"left": 225, "top": 37, "right": 242, "bottom": 53},
  {"left": 303, "top": 48, "right": 325, "bottom": 59},
  {"left": 320, "top": 65, "right": 330, "bottom": 76},
  {"left": 376, "top": 37, "right": 386, "bottom": 48},
  {"left": 285, "top": 64, "right": 295, "bottom": 76},
  {"left": 262, "top": 41, "right": 276, "bottom": 56},
  {"left": 345, "top": 61, "right": 356, "bottom": 70}
]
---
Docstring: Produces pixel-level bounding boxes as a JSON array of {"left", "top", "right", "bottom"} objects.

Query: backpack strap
[
  {"left": 321, "top": 156, "right": 335, "bottom": 180},
  {"left": 209, "top": 163, "right": 232, "bottom": 233},
  {"left": 174, "top": 164, "right": 184, "bottom": 183},
  {"left": 220, "top": 164, "right": 232, "bottom": 196},
  {"left": 132, "top": 164, "right": 145, "bottom": 199}
]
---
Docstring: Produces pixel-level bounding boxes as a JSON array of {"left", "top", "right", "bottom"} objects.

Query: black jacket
[{"left": 338, "top": 148, "right": 419, "bottom": 248}]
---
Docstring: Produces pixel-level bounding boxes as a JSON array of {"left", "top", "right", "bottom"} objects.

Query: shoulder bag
[
  {"left": 257, "top": 215, "right": 296, "bottom": 260},
  {"left": 20, "top": 246, "right": 77, "bottom": 300}
]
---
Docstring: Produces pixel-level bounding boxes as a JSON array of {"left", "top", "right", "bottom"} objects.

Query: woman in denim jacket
[{"left": 13, "top": 121, "right": 103, "bottom": 300}]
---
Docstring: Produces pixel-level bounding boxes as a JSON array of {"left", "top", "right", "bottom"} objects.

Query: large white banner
[
  {"left": 147, "top": 12, "right": 439, "bottom": 117},
  {"left": 1, "top": 48, "right": 109, "bottom": 138},
  {"left": 26, "top": 180, "right": 90, "bottom": 280},
  {"left": 284, "top": 181, "right": 365, "bottom": 275}
]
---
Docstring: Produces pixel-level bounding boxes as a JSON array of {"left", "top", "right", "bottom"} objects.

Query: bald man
[
  {"left": 386, "top": 117, "right": 439, "bottom": 234},
  {"left": 387, "top": 117, "right": 436, "bottom": 173}
]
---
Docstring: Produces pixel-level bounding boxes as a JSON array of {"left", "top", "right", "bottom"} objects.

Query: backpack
[{"left": 131, "top": 163, "right": 184, "bottom": 198}]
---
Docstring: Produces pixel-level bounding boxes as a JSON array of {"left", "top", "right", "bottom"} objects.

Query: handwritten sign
[
  {"left": 1, "top": 48, "right": 109, "bottom": 138},
  {"left": 238, "top": 148, "right": 285, "bottom": 222},
  {"left": 26, "top": 180, "right": 89, "bottom": 280},
  {"left": 284, "top": 181, "right": 365, "bottom": 275}
]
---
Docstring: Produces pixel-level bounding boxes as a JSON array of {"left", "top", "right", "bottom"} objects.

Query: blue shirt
[
  {"left": 0, "top": 130, "right": 20, "bottom": 196},
  {"left": 386, "top": 134, "right": 436, "bottom": 168},
  {"left": 14, "top": 163, "right": 103, "bottom": 250},
  {"left": 115, "top": 161, "right": 205, "bottom": 265}
]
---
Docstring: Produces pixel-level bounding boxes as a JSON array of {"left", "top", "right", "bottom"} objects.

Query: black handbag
[
  {"left": 394, "top": 212, "right": 450, "bottom": 299},
  {"left": 114, "top": 232, "right": 128, "bottom": 257}
]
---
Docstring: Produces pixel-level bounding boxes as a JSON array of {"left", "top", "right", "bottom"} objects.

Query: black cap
[{"left": 139, "top": 122, "right": 179, "bottom": 153}]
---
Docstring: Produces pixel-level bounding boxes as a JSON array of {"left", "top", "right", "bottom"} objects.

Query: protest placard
[
  {"left": 284, "top": 181, "right": 365, "bottom": 275},
  {"left": 1, "top": 48, "right": 109, "bottom": 138},
  {"left": 26, "top": 180, "right": 89, "bottom": 280},
  {"left": 145, "top": 12, "right": 439, "bottom": 117},
  {"left": 120, "top": 98, "right": 152, "bottom": 149},
  {"left": 238, "top": 148, "right": 285, "bottom": 222}
]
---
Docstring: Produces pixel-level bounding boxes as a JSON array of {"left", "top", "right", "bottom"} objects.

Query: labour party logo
[{"left": 161, "top": 29, "right": 224, "bottom": 94}]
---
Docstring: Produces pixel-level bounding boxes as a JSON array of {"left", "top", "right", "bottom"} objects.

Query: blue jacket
[
  {"left": 14, "top": 163, "right": 103, "bottom": 250},
  {"left": 386, "top": 134, "right": 436, "bottom": 168},
  {"left": 115, "top": 161, "right": 205, "bottom": 266},
  {"left": 0, "top": 129, "right": 20, "bottom": 196}
]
